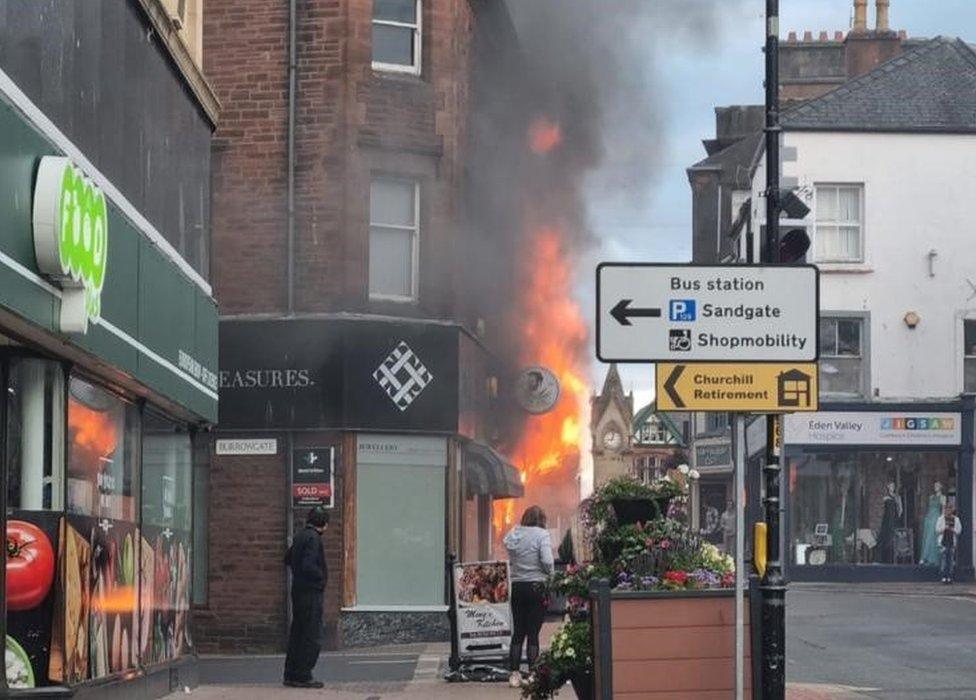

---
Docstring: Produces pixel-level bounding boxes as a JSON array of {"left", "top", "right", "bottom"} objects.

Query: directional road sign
[
  {"left": 656, "top": 363, "right": 819, "bottom": 412},
  {"left": 597, "top": 263, "right": 819, "bottom": 362}
]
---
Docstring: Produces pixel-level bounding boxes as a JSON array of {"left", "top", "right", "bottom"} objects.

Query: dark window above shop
[
  {"left": 819, "top": 315, "right": 868, "bottom": 398},
  {"left": 964, "top": 320, "right": 976, "bottom": 393}
]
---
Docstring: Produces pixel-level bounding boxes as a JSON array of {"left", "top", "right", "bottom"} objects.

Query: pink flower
[{"left": 660, "top": 539, "right": 672, "bottom": 550}]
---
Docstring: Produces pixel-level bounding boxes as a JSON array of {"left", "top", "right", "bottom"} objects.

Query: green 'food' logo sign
[{"left": 33, "top": 156, "right": 109, "bottom": 332}]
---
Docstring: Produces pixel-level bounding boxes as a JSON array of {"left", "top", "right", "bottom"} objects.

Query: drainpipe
[{"left": 287, "top": 0, "right": 297, "bottom": 314}]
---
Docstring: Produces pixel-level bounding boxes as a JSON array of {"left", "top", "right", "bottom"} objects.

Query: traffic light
[{"left": 779, "top": 227, "right": 810, "bottom": 263}]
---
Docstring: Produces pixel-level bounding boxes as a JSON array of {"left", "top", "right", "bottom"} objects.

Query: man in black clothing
[{"left": 283, "top": 507, "right": 329, "bottom": 688}]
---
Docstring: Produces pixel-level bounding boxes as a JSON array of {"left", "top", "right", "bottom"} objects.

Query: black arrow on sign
[
  {"left": 664, "top": 365, "right": 686, "bottom": 408},
  {"left": 610, "top": 299, "right": 662, "bottom": 326}
]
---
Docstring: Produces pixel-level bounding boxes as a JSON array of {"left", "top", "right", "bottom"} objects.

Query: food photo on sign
[{"left": 453, "top": 561, "right": 512, "bottom": 660}]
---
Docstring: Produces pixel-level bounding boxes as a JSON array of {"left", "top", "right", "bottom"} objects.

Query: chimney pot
[
  {"left": 819, "top": 31, "right": 829, "bottom": 41},
  {"left": 876, "top": 0, "right": 890, "bottom": 32},
  {"left": 803, "top": 30, "right": 813, "bottom": 42},
  {"left": 788, "top": 31, "right": 798, "bottom": 42},
  {"left": 853, "top": 0, "right": 868, "bottom": 32},
  {"left": 835, "top": 31, "right": 844, "bottom": 41}
]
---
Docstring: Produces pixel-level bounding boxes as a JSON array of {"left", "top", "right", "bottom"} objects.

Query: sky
[{"left": 579, "top": 0, "right": 976, "bottom": 410}]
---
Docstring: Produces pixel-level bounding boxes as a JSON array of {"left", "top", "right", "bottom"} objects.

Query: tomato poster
[
  {"left": 292, "top": 447, "right": 335, "bottom": 508},
  {"left": 5, "top": 511, "right": 61, "bottom": 689},
  {"left": 452, "top": 561, "right": 512, "bottom": 660}
]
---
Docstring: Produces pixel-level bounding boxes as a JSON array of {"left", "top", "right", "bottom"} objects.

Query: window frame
[
  {"left": 963, "top": 318, "right": 976, "bottom": 394},
  {"left": 371, "top": 0, "right": 423, "bottom": 76},
  {"left": 818, "top": 313, "right": 870, "bottom": 398},
  {"left": 813, "top": 183, "right": 865, "bottom": 264},
  {"left": 368, "top": 177, "right": 421, "bottom": 303}
]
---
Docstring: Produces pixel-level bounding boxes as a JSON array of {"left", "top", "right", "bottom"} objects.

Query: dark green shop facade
[{"left": 0, "top": 6, "right": 218, "bottom": 698}]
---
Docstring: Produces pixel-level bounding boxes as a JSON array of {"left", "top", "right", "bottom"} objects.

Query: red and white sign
[
  {"left": 293, "top": 483, "right": 332, "bottom": 503},
  {"left": 292, "top": 447, "right": 335, "bottom": 508}
]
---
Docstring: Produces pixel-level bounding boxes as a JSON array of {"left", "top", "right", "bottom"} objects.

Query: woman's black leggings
[{"left": 509, "top": 581, "right": 547, "bottom": 671}]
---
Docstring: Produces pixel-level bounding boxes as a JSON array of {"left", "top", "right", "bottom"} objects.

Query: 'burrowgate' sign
[{"left": 32, "top": 155, "right": 109, "bottom": 333}]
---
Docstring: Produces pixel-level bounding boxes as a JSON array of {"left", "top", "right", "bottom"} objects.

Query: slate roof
[
  {"left": 688, "top": 131, "right": 764, "bottom": 188},
  {"left": 782, "top": 37, "right": 976, "bottom": 133}
]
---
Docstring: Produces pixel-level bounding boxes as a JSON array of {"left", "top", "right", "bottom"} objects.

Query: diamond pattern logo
[{"left": 373, "top": 341, "right": 434, "bottom": 411}]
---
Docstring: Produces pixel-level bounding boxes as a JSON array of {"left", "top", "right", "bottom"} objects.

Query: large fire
[{"left": 494, "top": 117, "right": 590, "bottom": 544}]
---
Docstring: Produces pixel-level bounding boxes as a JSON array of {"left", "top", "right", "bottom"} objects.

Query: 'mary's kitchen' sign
[{"left": 784, "top": 412, "right": 961, "bottom": 446}]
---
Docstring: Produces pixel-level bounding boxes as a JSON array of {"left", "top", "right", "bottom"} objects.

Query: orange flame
[
  {"left": 68, "top": 400, "right": 118, "bottom": 470},
  {"left": 494, "top": 224, "right": 589, "bottom": 543},
  {"left": 92, "top": 586, "right": 137, "bottom": 614},
  {"left": 529, "top": 117, "right": 563, "bottom": 154}
]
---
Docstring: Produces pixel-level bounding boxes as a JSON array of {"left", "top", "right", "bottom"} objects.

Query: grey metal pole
[
  {"left": 762, "top": 0, "right": 787, "bottom": 697},
  {"left": 734, "top": 413, "right": 746, "bottom": 700}
]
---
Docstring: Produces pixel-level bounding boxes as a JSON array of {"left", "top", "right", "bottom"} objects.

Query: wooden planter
[{"left": 589, "top": 583, "right": 753, "bottom": 699}]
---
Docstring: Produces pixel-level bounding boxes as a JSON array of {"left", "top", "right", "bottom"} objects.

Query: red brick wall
[
  {"left": 206, "top": 0, "right": 474, "bottom": 318},
  {"left": 204, "top": 0, "right": 290, "bottom": 315},
  {"left": 193, "top": 437, "right": 289, "bottom": 653}
]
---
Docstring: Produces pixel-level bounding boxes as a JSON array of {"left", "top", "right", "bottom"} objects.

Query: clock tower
[{"left": 591, "top": 364, "right": 634, "bottom": 488}]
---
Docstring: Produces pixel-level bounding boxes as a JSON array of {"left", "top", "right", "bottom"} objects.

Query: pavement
[{"left": 168, "top": 584, "right": 976, "bottom": 700}]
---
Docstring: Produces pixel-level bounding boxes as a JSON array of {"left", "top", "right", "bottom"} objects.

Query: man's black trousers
[{"left": 284, "top": 589, "right": 323, "bottom": 681}]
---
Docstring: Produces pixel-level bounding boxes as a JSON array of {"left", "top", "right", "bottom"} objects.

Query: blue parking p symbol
[{"left": 669, "top": 300, "right": 697, "bottom": 322}]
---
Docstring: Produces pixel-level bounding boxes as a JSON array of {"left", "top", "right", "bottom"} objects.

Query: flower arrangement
[
  {"left": 522, "top": 475, "right": 735, "bottom": 700},
  {"left": 519, "top": 621, "right": 592, "bottom": 700}
]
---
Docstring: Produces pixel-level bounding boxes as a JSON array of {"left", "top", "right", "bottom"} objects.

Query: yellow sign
[{"left": 656, "top": 363, "right": 819, "bottom": 412}]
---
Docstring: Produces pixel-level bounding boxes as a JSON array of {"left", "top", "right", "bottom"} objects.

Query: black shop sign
[
  {"left": 218, "top": 319, "right": 460, "bottom": 432},
  {"left": 292, "top": 448, "right": 335, "bottom": 508}
]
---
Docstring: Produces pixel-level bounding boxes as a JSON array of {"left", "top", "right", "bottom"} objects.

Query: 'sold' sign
[
  {"left": 597, "top": 263, "right": 819, "bottom": 362},
  {"left": 656, "top": 363, "right": 819, "bottom": 412},
  {"left": 292, "top": 447, "right": 335, "bottom": 508}
]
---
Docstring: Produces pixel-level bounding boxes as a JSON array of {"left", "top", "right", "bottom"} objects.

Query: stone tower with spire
[{"left": 591, "top": 364, "right": 635, "bottom": 488}]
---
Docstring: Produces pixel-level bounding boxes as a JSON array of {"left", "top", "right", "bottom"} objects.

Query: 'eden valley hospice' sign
[{"left": 784, "top": 412, "right": 961, "bottom": 446}]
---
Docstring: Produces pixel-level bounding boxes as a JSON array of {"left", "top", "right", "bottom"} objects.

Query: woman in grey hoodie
[{"left": 504, "top": 505, "right": 555, "bottom": 687}]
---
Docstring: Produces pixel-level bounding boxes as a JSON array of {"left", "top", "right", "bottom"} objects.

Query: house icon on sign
[{"left": 777, "top": 369, "right": 813, "bottom": 408}]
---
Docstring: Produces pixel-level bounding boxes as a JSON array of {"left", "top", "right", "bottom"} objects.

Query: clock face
[{"left": 602, "top": 429, "right": 623, "bottom": 451}]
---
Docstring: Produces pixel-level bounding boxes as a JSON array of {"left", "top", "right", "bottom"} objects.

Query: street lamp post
[{"left": 761, "top": 0, "right": 787, "bottom": 698}]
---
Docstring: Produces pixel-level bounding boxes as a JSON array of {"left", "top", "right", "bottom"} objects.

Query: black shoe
[{"left": 287, "top": 680, "right": 324, "bottom": 689}]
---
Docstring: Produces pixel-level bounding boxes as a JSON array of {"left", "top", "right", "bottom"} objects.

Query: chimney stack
[
  {"left": 853, "top": 0, "right": 868, "bottom": 32},
  {"left": 876, "top": 0, "right": 890, "bottom": 32}
]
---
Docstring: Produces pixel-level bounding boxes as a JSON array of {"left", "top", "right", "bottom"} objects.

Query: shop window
[
  {"left": 141, "top": 412, "right": 193, "bottom": 663},
  {"left": 356, "top": 435, "right": 445, "bottom": 606},
  {"left": 789, "top": 451, "right": 956, "bottom": 567},
  {"left": 814, "top": 184, "right": 863, "bottom": 263},
  {"left": 819, "top": 316, "right": 866, "bottom": 397},
  {"left": 372, "top": 0, "right": 421, "bottom": 74},
  {"left": 66, "top": 377, "right": 140, "bottom": 521},
  {"left": 63, "top": 376, "right": 141, "bottom": 682},
  {"left": 5, "top": 359, "right": 64, "bottom": 511},
  {"left": 192, "top": 440, "right": 209, "bottom": 606},
  {"left": 369, "top": 178, "right": 420, "bottom": 302},
  {"left": 964, "top": 320, "right": 976, "bottom": 393}
]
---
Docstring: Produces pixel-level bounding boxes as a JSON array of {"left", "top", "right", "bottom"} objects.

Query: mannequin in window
[
  {"left": 878, "top": 482, "right": 902, "bottom": 563},
  {"left": 919, "top": 481, "right": 946, "bottom": 565}
]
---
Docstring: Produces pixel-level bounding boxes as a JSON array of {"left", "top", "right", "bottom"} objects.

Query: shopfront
[
  {"left": 203, "top": 318, "right": 520, "bottom": 652},
  {"left": 0, "top": 52, "right": 217, "bottom": 697},
  {"left": 692, "top": 441, "right": 735, "bottom": 553},
  {"left": 784, "top": 404, "right": 974, "bottom": 582}
]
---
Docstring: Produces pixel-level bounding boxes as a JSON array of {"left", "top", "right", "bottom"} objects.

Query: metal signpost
[
  {"left": 656, "top": 363, "right": 819, "bottom": 413},
  {"left": 597, "top": 264, "right": 818, "bottom": 363},
  {"left": 762, "top": 1, "right": 787, "bottom": 697}
]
